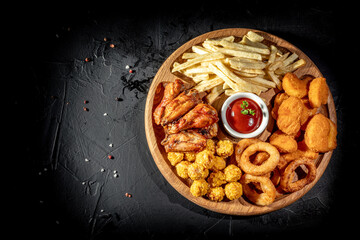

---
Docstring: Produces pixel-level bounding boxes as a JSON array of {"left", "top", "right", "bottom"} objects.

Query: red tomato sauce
[{"left": 226, "top": 97, "right": 262, "bottom": 134}]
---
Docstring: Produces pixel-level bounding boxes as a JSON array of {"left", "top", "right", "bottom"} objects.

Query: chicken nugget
[
  {"left": 304, "top": 113, "right": 337, "bottom": 152},
  {"left": 282, "top": 72, "right": 308, "bottom": 98},
  {"left": 308, "top": 77, "right": 329, "bottom": 108},
  {"left": 276, "top": 96, "right": 303, "bottom": 135},
  {"left": 271, "top": 92, "right": 289, "bottom": 120},
  {"left": 269, "top": 130, "right": 297, "bottom": 153},
  {"left": 300, "top": 98, "right": 318, "bottom": 129}
]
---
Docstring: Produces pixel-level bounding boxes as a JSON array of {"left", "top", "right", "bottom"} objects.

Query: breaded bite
[
  {"left": 207, "top": 187, "right": 225, "bottom": 202},
  {"left": 175, "top": 161, "right": 191, "bottom": 179},
  {"left": 282, "top": 72, "right": 308, "bottom": 98},
  {"left": 304, "top": 113, "right": 337, "bottom": 152},
  {"left": 223, "top": 164, "right": 242, "bottom": 182},
  {"left": 224, "top": 182, "right": 243, "bottom": 201},
  {"left": 269, "top": 130, "right": 297, "bottom": 153},
  {"left": 190, "top": 179, "right": 209, "bottom": 197},
  {"left": 216, "top": 140, "right": 234, "bottom": 158},
  {"left": 271, "top": 92, "right": 289, "bottom": 120},
  {"left": 187, "top": 163, "right": 209, "bottom": 180},
  {"left": 308, "top": 77, "right": 329, "bottom": 108},
  {"left": 276, "top": 96, "right": 303, "bottom": 135}
]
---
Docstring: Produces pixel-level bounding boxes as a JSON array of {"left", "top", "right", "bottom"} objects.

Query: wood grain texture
[{"left": 145, "top": 28, "right": 336, "bottom": 215}]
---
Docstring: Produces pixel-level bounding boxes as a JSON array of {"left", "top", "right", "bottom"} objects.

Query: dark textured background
[{"left": 10, "top": 1, "right": 356, "bottom": 239}]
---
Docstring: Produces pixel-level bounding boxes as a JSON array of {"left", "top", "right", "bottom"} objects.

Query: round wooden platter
[{"left": 144, "top": 28, "right": 336, "bottom": 215}]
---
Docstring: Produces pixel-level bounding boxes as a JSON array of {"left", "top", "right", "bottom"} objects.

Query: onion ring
[
  {"left": 279, "top": 158, "right": 317, "bottom": 193},
  {"left": 240, "top": 174, "right": 276, "bottom": 206},
  {"left": 239, "top": 142, "right": 280, "bottom": 176},
  {"left": 235, "top": 138, "right": 260, "bottom": 167}
]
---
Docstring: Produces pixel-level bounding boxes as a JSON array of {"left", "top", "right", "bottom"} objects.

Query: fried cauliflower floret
[
  {"left": 223, "top": 164, "right": 242, "bottom": 182},
  {"left": 187, "top": 163, "right": 209, "bottom": 180},
  {"left": 184, "top": 152, "right": 196, "bottom": 162},
  {"left": 190, "top": 179, "right": 209, "bottom": 197},
  {"left": 207, "top": 187, "right": 225, "bottom": 202},
  {"left": 207, "top": 171, "right": 227, "bottom": 187},
  {"left": 175, "top": 161, "right": 191, "bottom": 179},
  {"left": 205, "top": 139, "right": 216, "bottom": 154},
  {"left": 195, "top": 150, "right": 214, "bottom": 169},
  {"left": 216, "top": 140, "right": 234, "bottom": 158},
  {"left": 167, "top": 152, "right": 184, "bottom": 166},
  {"left": 211, "top": 156, "right": 226, "bottom": 171},
  {"left": 224, "top": 182, "right": 243, "bottom": 201}
]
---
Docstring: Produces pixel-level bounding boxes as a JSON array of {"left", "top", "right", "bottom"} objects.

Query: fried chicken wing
[
  {"left": 161, "top": 89, "right": 206, "bottom": 126},
  {"left": 161, "top": 130, "right": 207, "bottom": 152},
  {"left": 166, "top": 103, "right": 219, "bottom": 134},
  {"left": 153, "top": 79, "right": 186, "bottom": 125}
]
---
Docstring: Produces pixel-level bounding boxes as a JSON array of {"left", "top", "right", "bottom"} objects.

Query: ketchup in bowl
[{"left": 226, "top": 97, "right": 263, "bottom": 134}]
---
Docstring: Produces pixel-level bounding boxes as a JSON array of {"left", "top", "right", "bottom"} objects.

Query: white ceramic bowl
[{"left": 221, "top": 92, "right": 269, "bottom": 139}]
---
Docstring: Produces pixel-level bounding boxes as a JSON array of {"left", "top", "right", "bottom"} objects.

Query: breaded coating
[
  {"left": 187, "top": 163, "right": 209, "bottom": 180},
  {"left": 207, "top": 171, "right": 227, "bottom": 187},
  {"left": 216, "top": 140, "right": 234, "bottom": 158},
  {"left": 276, "top": 96, "right": 303, "bottom": 135},
  {"left": 304, "top": 113, "right": 337, "bottom": 152},
  {"left": 271, "top": 92, "right": 289, "bottom": 120},
  {"left": 190, "top": 179, "right": 209, "bottom": 197},
  {"left": 175, "top": 161, "right": 191, "bottom": 179},
  {"left": 207, "top": 187, "right": 225, "bottom": 202},
  {"left": 308, "top": 77, "right": 329, "bottom": 108},
  {"left": 195, "top": 150, "right": 215, "bottom": 169},
  {"left": 282, "top": 72, "right": 308, "bottom": 98},
  {"left": 269, "top": 130, "right": 297, "bottom": 153},
  {"left": 167, "top": 152, "right": 184, "bottom": 166},
  {"left": 223, "top": 164, "right": 242, "bottom": 182},
  {"left": 211, "top": 156, "right": 227, "bottom": 171},
  {"left": 224, "top": 182, "right": 243, "bottom": 201},
  {"left": 205, "top": 139, "right": 216, "bottom": 154},
  {"left": 184, "top": 152, "right": 196, "bottom": 162}
]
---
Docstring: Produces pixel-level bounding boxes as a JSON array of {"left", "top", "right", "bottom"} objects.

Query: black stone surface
[{"left": 9, "top": 2, "right": 357, "bottom": 239}]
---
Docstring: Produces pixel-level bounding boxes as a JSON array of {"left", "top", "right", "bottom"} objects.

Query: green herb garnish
[{"left": 240, "top": 100, "right": 255, "bottom": 116}]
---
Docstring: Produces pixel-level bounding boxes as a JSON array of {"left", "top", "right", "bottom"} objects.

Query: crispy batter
[
  {"left": 282, "top": 72, "right": 308, "bottom": 98},
  {"left": 269, "top": 130, "right": 297, "bottom": 153},
  {"left": 224, "top": 182, "right": 243, "bottom": 201},
  {"left": 308, "top": 77, "right": 329, "bottom": 108},
  {"left": 276, "top": 96, "right": 303, "bottom": 135},
  {"left": 207, "top": 187, "right": 225, "bottom": 202},
  {"left": 304, "top": 113, "right": 337, "bottom": 152},
  {"left": 190, "top": 179, "right": 209, "bottom": 197},
  {"left": 240, "top": 174, "right": 276, "bottom": 206},
  {"left": 271, "top": 92, "right": 289, "bottom": 120},
  {"left": 300, "top": 98, "right": 318, "bottom": 129}
]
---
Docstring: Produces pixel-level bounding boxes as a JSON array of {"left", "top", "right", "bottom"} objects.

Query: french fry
[
  {"left": 172, "top": 30, "right": 307, "bottom": 96},
  {"left": 172, "top": 52, "right": 225, "bottom": 72}
]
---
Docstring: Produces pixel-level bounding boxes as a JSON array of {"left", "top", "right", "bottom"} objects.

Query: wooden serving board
[{"left": 144, "top": 28, "right": 336, "bottom": 215}]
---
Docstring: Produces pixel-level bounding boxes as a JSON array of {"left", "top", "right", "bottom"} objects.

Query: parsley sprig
[{"left": 240, "top": 100, "right": 255, "bottom": 116}]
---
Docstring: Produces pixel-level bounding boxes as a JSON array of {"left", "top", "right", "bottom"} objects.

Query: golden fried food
[
  {"left": 235, "top": 138, "right": 261, "bottom": 166},
  {"left": 161, "top": 130, "right": 207, "bottom": 152},
  {"left": 280, "top": 158, "right": 316, "bottom": 193},
  {"left": 211, "top": 156, "right": 226, "bottom": 171},
  {"left": 167, "top": 152, "right": 184, "bottom": 166},
  {"left": 240, "top": 174, "right": 276, "bottom": 206},
  {"left": 269, "top": 130, "right": 297, "bottom": 153},
  {"left": 205, "top": 139, "right": 216, "bottom": 154},
  {"left": 304, "top": 113, "right": 337, "bottom": 152},
  {"left": 239, "top": 142, "right": 280, "bottom": 176},
  {"left": 207, "top": 187, "right": 225, "bottom": 202},
  {"left": 252, "top": 152, "right": 270, "bottom": 165},
  {"left": 300, "top": 98, "right": 318, "bottom": 128},
  {"left": 224, "top": 182, "right": 243, "bottom": 201},
  {"left": 195, "top": 150, "right": 215, "bottom": 169},
  {"left": 276, "top": 96, "right": 303, "bottom": 135},
  {"left": 223, "top": 164, "right": 242, "bottom": 182},
  {"left": 207, "top": 171, "right": 227, "bottom": 187},
  {"left": 190, "top": 179, "right": 209, "bottom": 197},
  {"left": 271, "top": 92, "right": 289, "bottom": 120},
  {"left": 175, "top": 161, "right": 191, "bottom": 179},
  {"left": 187, "top": 163, "right": 209, "bottom": 180},
  {"left": 216, "top": 139, "right": 234, "bottom": 158},
  {"left": 308, "top": 77, "right": 329, "bottom": 108},
  {"left": 282, "top": 72, "right": 308, "bottom": 98},
  {"left": 184, "top": 152, "right": 196, "bottom": 162}
]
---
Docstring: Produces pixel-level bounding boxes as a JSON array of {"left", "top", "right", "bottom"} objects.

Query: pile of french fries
[{"left": 171, "top": 31, "right": 306, "bottom": 103}]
